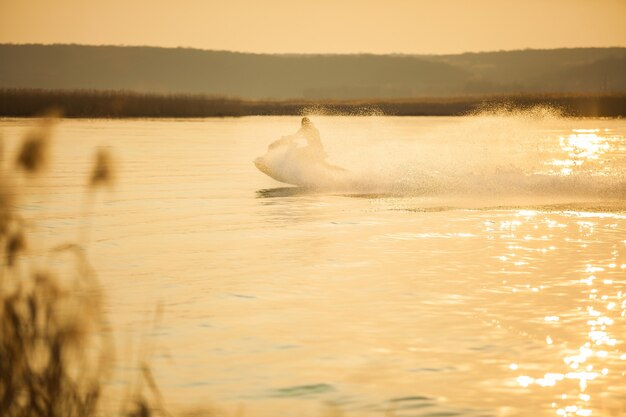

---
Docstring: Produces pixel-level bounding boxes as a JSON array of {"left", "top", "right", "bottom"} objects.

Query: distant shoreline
[{"left": 1, "top": 89, "right": 625, "bottom": 118}]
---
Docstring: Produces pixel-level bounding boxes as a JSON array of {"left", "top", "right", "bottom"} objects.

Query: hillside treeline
[{"left": 0, "top": 44, "right": 625, "bottom": 99}]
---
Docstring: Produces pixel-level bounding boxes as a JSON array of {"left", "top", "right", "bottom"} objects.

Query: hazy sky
[{"left": 1, "top": 0, "right": 625, "bottom": 55}]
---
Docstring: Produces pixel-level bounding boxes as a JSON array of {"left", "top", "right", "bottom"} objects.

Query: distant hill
[
  {"left": 0, "top": 44, "right": 624, "bottom": 99},
  {"left": 427, "top": 48, "right": 626, "bottom": 93}
]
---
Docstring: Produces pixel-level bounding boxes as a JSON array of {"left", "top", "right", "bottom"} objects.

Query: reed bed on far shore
[{"left": 1, "top": 89, "right": 625, "bottom": 118}]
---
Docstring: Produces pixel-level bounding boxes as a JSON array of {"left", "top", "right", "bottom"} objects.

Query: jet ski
[{"left": 254, "top": 135, "right": 351, "bottom": 188}]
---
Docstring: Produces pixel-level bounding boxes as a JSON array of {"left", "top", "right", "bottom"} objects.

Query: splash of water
[{"left": 256, "top": 108, "right": 626, "bottom": 205}]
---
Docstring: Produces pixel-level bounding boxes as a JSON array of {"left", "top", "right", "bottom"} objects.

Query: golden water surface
[{"left": 1, "top": 115, "right": 625, "bottom": 417}]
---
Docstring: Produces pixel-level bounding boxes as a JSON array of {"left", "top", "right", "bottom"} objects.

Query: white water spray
[{"left": 255, "top": 109, "right": 626, "bottom": 204}]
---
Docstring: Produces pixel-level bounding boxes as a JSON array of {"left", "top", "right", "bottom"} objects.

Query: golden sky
[{"left": 1, "top": 0, "right": 625, "bottom": 54}]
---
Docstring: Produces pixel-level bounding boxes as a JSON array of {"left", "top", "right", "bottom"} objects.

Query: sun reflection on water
[
  {"left": 561, "top": 130, "right": 610, "bottom": 159},
  {"left": 546, "top": 130, "right": 619, "bottom": 176},
  {"left": 497, "top": 210, "right": 626, "bottom": 416}
]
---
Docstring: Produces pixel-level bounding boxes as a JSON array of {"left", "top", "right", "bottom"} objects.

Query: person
[
  {"left": 297, "top": 117, "right": 324, "bottom": 155},
  {"left": 295, "top": 117, "right": 326, "bottom": 160},
  {"left": 269, "top": 117, "right": 327, "bottom": 160}
]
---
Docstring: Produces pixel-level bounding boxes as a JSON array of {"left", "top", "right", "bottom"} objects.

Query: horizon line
[{"left": 2, "top": 42, "right": 626, "bottom": 58}]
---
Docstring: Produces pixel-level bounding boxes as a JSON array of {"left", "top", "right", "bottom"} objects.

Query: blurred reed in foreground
[
  {"left": 0, "top": 89, "right": 625, "bottom": 118},
  {"left": 0, "top": 117, "right": 165, "bottom": 417}
]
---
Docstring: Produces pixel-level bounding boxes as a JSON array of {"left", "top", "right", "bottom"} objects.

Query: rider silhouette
[
  {"left": 296, "top": 117, "right": 326, "bottom": 160},
  {"left": 269, "top": 117, "right": 327, "bottom": 160}
]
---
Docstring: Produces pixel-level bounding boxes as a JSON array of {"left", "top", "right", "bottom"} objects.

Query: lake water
[{"left": 1, "top": 114, "right": 626, "bottom": 417}]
